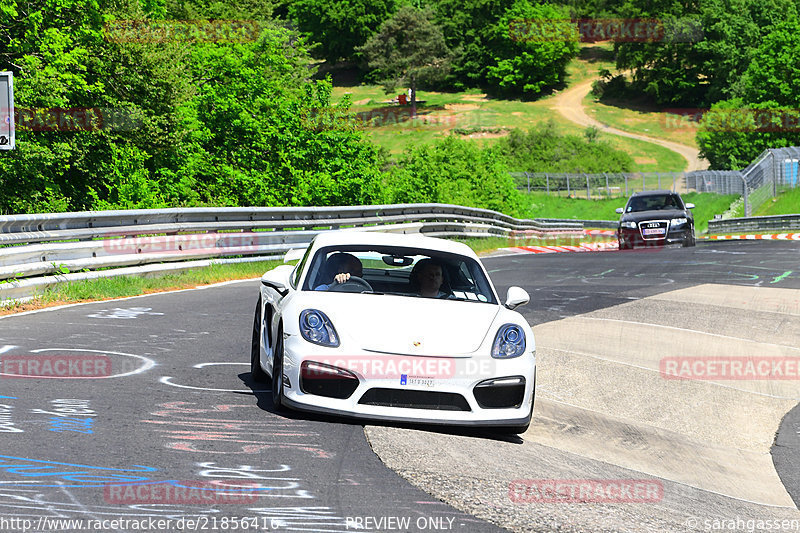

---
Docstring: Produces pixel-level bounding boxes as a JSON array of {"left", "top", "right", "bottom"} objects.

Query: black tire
[
  {"left": 683, "top": 230, "right": 696, "bottom": 247},
  {"left": 250, "top": 298, "right": 268, "bottom": 383},
  {"left": 271, "top": 325, "right": 285, "bottom": 410}
]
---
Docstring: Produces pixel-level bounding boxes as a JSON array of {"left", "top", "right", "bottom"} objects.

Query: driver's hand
[{"left": 334, "top": 273, "right": 351, "bottom": 284}]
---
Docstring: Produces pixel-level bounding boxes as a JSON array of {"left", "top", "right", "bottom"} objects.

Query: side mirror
[
  {"left": 504, "top": 286, "right": 530, "bottom": 310},
  {"left": 615, "top": 207, "right": 624, "bottom": 214},
  {"left": 261, "top": 265, "right": 294, "bottom": 295},
  {"left": 283, "top": 248, "right": 306, "bottom": 263},
  {"left": 685, "top": 203, "right": 695, "bottom": 209}
]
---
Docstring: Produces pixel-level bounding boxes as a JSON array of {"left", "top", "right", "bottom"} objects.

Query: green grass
[
  {"left": 521, "top": 192, "right": 623, "bottom": 220},
  {"left": 583, "top": 92, "right": 700, "bottom": 149},
  {"left": 333, "top": 42, "right": 687, "bottom": 172},
  {"left": 753, "top": 187, "right": 800, "bottom": 216},
  {"left": 681, "top": 192, "right": 740, "bottom": 233}
]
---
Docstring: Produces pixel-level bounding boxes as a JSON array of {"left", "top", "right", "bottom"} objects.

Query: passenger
[
  {"left": 409, "top": 259, "right": 449, "bottom": 298},
  {"left": 315, "top": 253, "right": 363, "bottom": 290}
]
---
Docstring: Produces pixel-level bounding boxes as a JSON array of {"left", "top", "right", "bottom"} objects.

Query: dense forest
[{"left": 0, "top": 0, "right": 796, "bottom": 214}]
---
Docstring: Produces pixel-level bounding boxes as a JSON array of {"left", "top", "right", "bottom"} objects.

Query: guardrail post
[
  {"left": 585, "top": 174, "right": 590, "bottom": 199},
  {"left": 566, "top": 175, "right": 571, "bottom": 197},
  {"left": 741, "top": 174, "right": 750, "bottom": 217},
  {"left": 525, "top": 171, "right": 531, "bottom": 193},
  {"left": 771, "top": 150, "right": 777, "bottom": 197},
  {"left": 604, "top": 172, "right": 610, "bottom": 196},
  {"left": 545, "top": 173, "right": 550, "bottom": 195}
]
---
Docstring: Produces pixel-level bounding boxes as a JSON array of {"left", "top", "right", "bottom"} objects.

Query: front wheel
[
  {"left": 272, "top": 326, "right": 286, "bottom": 410},
  {"left": 682, "top": 230, "right": 696, "bottom": 247},
  {"left": 250, "top": 298, "right": 268, "bottom": 383}
]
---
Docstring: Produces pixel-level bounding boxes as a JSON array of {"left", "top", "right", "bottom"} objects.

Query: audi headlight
[
  {"left": 299, "top": 310, "right": 340, "bottom": 347},
  {"left": 491, "top": 324, "right": 526, "bottom": 359},
  {"left": 620, "top": 221, "right": 637, "bottom": 229},
  {"left": 670, "top": 217, "right": 688, "bottom": 227}
]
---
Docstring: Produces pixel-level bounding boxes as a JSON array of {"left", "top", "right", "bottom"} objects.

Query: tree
[
  {"left": 738, "top": 18, "right": 800, "bottom": 106},
  {"left": 165, "top": 26, "right": 386, "bottom": 207},
  {"left": 696, "top": 16, "right": 800, "bottom": 169},
  {"left": 432, "top": 0, "right": 515, "bottom": 89},
  {"left": 614, "top": 0, "right": 798, "bottom": 105},
  {"left": 287, "top": 0, "right": 397, "bottom": 64},
  {"left": 485, "top": 1, "right": 578, "bottom": 98},
  {"left": 696, "top": 99, "right": 800, "bottom": 169},
  {"left": 357, "top": 4, "right": 451, "bottom": 117}
]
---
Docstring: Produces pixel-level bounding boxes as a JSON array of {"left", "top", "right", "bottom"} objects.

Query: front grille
[
  {"left": 358, "top": 388, "right": 471, "bottom": 411},
  {"left": 638, "top": 220, "right": 668, "bottom": 240}
]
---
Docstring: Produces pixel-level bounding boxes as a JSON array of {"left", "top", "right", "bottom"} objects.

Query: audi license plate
[{"left": 643, "top": 228, "right": 665, "bottom": 235}]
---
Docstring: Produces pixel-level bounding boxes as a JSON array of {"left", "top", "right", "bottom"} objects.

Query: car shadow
[{"left": 239, "top": 372, "right": 524, "bottom": 444}]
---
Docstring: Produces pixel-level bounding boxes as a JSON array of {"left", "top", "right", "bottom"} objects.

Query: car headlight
[
  {"left": 620, "top": 221, "right": 637, "bottom": 229},
  {"left": 299, "top": 310, "right": 340, "bottom": 347},
  {"left": 491, "top": 324, "right": 526, "bottom": 359},
  {"left": 670, "top": 217, "right": 688, "bottom": 227}
]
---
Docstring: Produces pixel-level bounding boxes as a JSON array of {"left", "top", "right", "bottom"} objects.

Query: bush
[
  {"left": 381, "top": 136, "right": 524, "bottom": 216},
  {"left": 492, "top": 124, "right": 634, "bottom": 173}
]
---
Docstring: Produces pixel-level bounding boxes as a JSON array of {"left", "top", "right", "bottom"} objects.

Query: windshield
[
  {"left": 300, "top": 245, "right": 497, "bottom": 304},
  {"left": 626, "top": 194, "right": 683, "bottom": 213}
]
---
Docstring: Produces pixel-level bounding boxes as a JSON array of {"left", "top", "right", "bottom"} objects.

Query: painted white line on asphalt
[
  {"left": 193, "top": 362, "right": 249, "bottom": 368},
  {"left": 159, "top": 376, "right": 269, "bottom": 393}
]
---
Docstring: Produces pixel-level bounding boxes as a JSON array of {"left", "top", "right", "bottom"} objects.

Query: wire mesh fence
[{"left": 512, "top": 146, "right": 800, "bottom": 216}]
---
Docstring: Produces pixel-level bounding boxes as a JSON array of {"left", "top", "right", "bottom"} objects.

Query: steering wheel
[{"left": 326, "top": 276, "right": 373, "bottom": 293}]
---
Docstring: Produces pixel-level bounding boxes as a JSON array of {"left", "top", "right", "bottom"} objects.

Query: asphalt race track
[{"left": 0, "top": 240, "right": 798, "bottom": 533}]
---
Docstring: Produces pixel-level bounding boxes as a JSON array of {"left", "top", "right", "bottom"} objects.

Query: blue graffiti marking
[
  {"left": 48, "top": 417, "right": 93, "bottom": 434},
  {"left": 0, "top": 455, "right": 275, "bottom": 493},
  {"left": 0, "top": 455, "right": 157, "bottom": 486}
]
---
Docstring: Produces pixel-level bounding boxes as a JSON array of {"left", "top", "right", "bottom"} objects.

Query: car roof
[
  {"left": 630, "top": 190, "right": 681, "bottom": 197},
  {"left": 309, "top": 230, "right": 478, "bottom": 258}
]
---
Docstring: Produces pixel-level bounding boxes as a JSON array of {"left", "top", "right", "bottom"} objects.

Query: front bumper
[
  {"left": 280, "top": 336, "right": 536, "bottom": 428},
  {"left": 618, "top": 226, "right": 693, "bottom": 247}
]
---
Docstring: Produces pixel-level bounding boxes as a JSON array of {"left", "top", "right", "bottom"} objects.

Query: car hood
[
  {"left": 304, "top": 293, "right": 501, "bottom": 356},
  {"left": 620, "top": 209, "right": 691, "bottom": 222}
]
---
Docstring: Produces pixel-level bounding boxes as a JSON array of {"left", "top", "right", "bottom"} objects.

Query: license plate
[
  {"left": 643, "top": 228, "right": 665, "bottom": 235},
  {"left": 407, "top": 377, "right": 436, "bottom": 387}
]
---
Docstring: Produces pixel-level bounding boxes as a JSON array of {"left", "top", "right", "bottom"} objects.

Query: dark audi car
[{"left": 616, "top": 190, "right": 696, "bottom": 249}]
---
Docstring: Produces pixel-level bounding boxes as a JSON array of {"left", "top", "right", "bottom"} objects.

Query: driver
[{"left": 314, "top": 252, "right": 364, "bottom": 291}]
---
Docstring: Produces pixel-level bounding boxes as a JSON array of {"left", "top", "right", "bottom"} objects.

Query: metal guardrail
[
  {"left": 707, "top": 214, "right": 800, "bottom": 234},
  {"left": 0, "top": 204, "right": 592, "bottom": 301}
]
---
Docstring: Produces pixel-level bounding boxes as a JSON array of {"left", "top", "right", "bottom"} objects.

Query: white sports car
[{"left": 250, "top": 231, "right": 536, "bottom": 433}]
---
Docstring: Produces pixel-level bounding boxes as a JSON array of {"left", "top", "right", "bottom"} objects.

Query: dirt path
[{"left": 551, "top": 79, "right": 708, "bottom": 172}]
